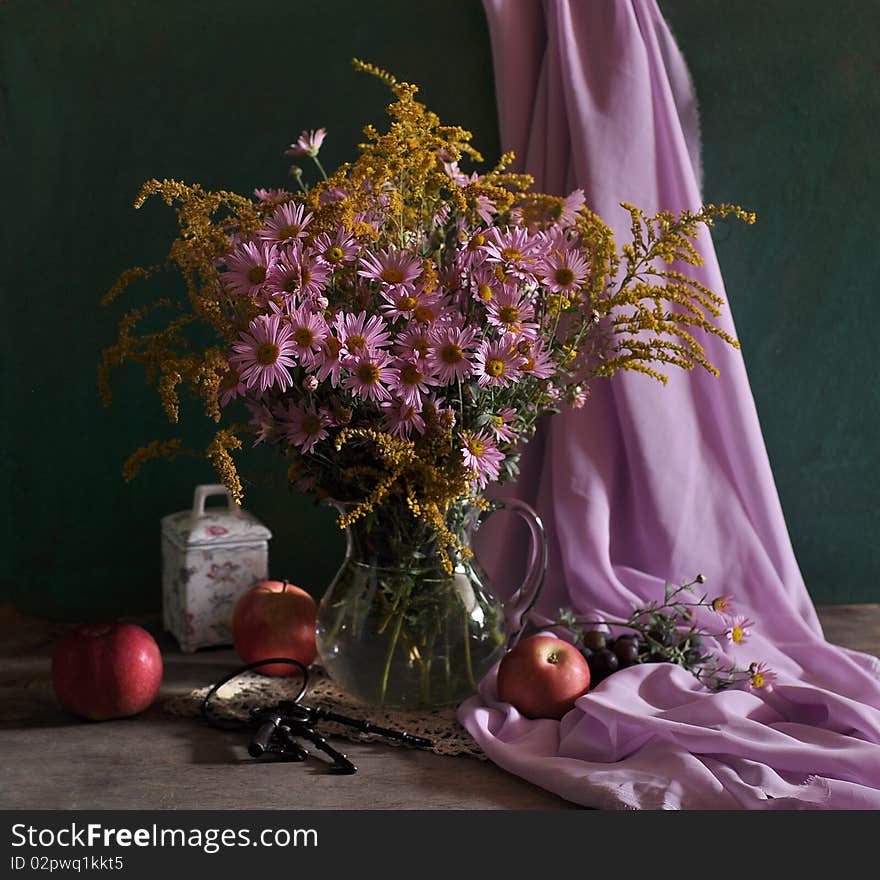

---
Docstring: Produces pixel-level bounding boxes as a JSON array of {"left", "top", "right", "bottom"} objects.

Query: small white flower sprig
[{"left": 556, "top": 575, "right": 775, "bottom": 692}]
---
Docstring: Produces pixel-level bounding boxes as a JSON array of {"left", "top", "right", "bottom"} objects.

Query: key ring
[{"left": 201, "top": 658, "right": 310, "bottom": 731}]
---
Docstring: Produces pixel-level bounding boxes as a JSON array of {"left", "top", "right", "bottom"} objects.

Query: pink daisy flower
[
  {"left": 387, "top": 356, "right": 440, "bottom": 405},
  {"left": 282, "top": 401, "right": 330, "bottom": 454},
  {"left": 285, "top": 127, "right": 327, "bottom": 158},
  {"left": 482, "top": 227, "right": 540, "bottom": 280},
  {"left": 314, "top": 335, "right": 345, "bottom": 386},
  {"left": 230, "top": 314, "right": 297, "bottom": 392},
  {"left": 423, "top": 392, "right": 456, "bottom": 431},
  {"left": 358, "top": 247, "right": 422, "bottom": 288},
  {"left": 285, "top": 305, "right": 328, "bottom": 366},
  {"left": 335, "top": 311, "right": 392, "bottom": 357},
  {"left": 475, "top": 194, "right": 497, "bottom": 225},
  {"left": 246, "top": 401, "right": 282, "bottom": 445},
  {"left": 394, "top": 326, "right": 432, "bottom": 360},
  {"left": 460, "top": 431, "right": 504, "bottom": 489},
  {"left": 474, "top": 336, "right": 520, "bottom": 388},
  {"left": 381, "top": 398, "right": 426, "bottom": 438},
  {"left": 485, "top": 286, "right": 539, "bottom": 338},
  {"left": 320, "top": 397, "right": 353, "bottom": 428},
  {"left": 427, "top": 323, "right": 478, "bottom": 384},
  {"left": 558, "top": 189, "right": 586, "bottom": 226},
  {"left": 259, "top": 202, "right": 313, "bottom": 246},
  {"left": 540, "top": 248, "right": 590, "bottom": 294},
  {"left": 267, "top": 243, "right": 331, "bottom": 300},
  {"left": 467, "top": 266, "right": 502, "bottom": 304},
  {"left": 726, "top": 616, "right": 755, "bottom": 647},
  {"left": 410, "top": 298, "right": 450, "bottom": 325},
  {"left": 711, "top": 595, "right": 735, "bottom": 616},
  {"left": 517, "top": 339, "right": 556, "bottom": 379},
  {"left": 341, "top": 351, "right": 394, "bottom": 402},
  {"left": 223, "top": 241, "right": 277, "bottom": 298},
  {"left": 433, "top": 204, "right": 451, "bottom": 227},
  {"left": 318, "top": 186, "right": 347, "bottom": 205},
  {"left": 218, "top": 368, "right": 247, "bottom": 407},
  {"left": 488, "top": 408, "right": 518, "bottom": 443},
  {"left": 311, "top": 229, "right": 358, "bottom": 268},
  {"left": 456, "top": 228, "right": 492, "bottom": 271},
  {"left": 748, "top": 662, "right": 777, "bottom": 691},
  {"left": 380, "top": 283, "right": 442, "bottom": 322},
  {"left": 253, "top": 187, "right": 291, "bottom": 203},
  {"left": 569, "top": 385, "right": 589, "bottom": 409}
]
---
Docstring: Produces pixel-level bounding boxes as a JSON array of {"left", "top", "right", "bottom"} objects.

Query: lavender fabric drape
[{"left": 459, "top": 0, "right": 880, "bottom": 809}]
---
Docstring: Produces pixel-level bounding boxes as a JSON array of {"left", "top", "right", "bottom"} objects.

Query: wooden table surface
[{"left": 2, "top": 604, "right": 878, "bottom": 811}]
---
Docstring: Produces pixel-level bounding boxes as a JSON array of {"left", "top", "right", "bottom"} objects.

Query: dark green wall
[
  {"left": 0, "top": 0, "right": 876, "bottom": 618},
  {"left": 661, "top": 0, "right": 880, "bottom": 604}
]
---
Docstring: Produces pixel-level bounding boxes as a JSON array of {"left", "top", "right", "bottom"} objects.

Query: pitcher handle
[{"left": 478, "top": 497, "right": 548, "bottom": 650}]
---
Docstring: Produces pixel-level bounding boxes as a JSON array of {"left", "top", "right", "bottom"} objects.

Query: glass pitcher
[{"left": 315, "top": 497, "right": 547, "bottom": 709}]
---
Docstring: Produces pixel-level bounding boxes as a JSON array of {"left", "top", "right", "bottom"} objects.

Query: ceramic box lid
[{"left": 161, "top": 484, "right": 272, "bottom": 549}]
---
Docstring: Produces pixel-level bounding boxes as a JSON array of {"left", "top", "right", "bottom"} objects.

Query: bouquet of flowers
[{"left": 101, "top": 60, "right": 753, "bottom": 706}]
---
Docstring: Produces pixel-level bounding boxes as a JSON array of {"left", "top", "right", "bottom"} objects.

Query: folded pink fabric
[{"left": 459, "top": 0, "right": 880, "bottom": 809}]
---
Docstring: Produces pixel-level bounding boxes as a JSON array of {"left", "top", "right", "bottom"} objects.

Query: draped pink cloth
[{"left": 459, "top": 0, "right": 880, "bottom": 809}]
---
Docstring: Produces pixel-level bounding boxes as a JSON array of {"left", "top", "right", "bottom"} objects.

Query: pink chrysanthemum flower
[
  {"left": 711, "top": 595, "right": 735, "bottom": 616},
  {"left": 433, "top": 204, "right": 451, "bottom": 227},
  {"left": 540, "top": 248, "right": 590, "bottom": 294},
  {"left": 726, "top": 616, "right": 755, "bottom": 646},
  {"left": 335, "top": 311, "right": 392, "bottom": 357},
  {"left": 474, "top": 336, "right": 520, "bottom": 388},
  {"left": 218, "top": 368, "right": 248, "bottom": 408},
  {"left": 358, "top": 247, "right": 422, "bottom": 288},
  {"left": 394, "top": 326, "right": 432, "bottom": 360},
  {"left": 427, "top": 323, "right": 478, "bottom": 384},
  {"left": 488, "top": 408, "right": 518, "bottom": 442},
  {"left": 319, "top": 397, "right": 354, "bottom": 428},
  {"left": 285, "top": 305, "right": 328, "bottom": 366},
  {"left": 318, "top": 186, "right": 347, "bottom": 205},
  {"left": 483, "top": 227, "right": 540, "bottom": 280},
  {"left": 253, "top": 187, "right": 291, "bottom": 203},
  {"left": 748, "top": 662, "right": 777, "bottom": 691},
  {"left": 246, "top": 402, "right": 282, "bottom": 445},
  {"left": 381, "top": 398, "right": 426, "bottom": 438},
  {"left": 475, "top": 194, "right": 497, "bottom": 225},
  {"left": 455, "top": 229, "right": 492, "bottom": 271},
  {"left": 380, "top": 283, "right": 442, "bottom": 322},
  {"left": 558, "top": 189, "right": 585, "bottom": 226},
  {"left": 569, "top": 385, "right": 589, "bottom": 409},
  {"left": 517, "top": 339, "right": 556, "bottom": 379},
  {"left": 223, "top": 241, "right": 277, "bottom": 297},
  {"left": 423, "top": 392, "right": 456, "bottom": 431},
  {"left": 463, "top": 266, "right": 500, "bottom": 306},
  {"left": 387, "top": 356, "right": 440, "bottom": 406},
  {"left": 311, "top": 229, "right": 358, "bottom": 267},
  {"left": 282, "top": 401, "right": 330, "bottom": 454},
  {"left": 230, "top": 314, "right": 297, "bottom": 392},
  {"left": 259, "top": 202, "right": 313, "bottom": 245},
  {"left": 341, "top": 351, "right": 394, "bottom": 402},
  {"left": 485, "top": 286, "right": 539, "bottom": 338},
  {"left": 460, "top": 431, "right": 504, "bottom": 489},
  {"left": 266, "top": 246, "right": 332, "bottom": 301},
  {"left": 314, "top": 335, "right": 344, "bottom": 387},
  {"left": 285, "top": 127, "right": 327, "bottom": 158}
]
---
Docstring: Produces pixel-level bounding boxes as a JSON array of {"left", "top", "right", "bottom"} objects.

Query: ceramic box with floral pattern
[{"left": 161, "top": 485, "right": 272, "bottom": 652}]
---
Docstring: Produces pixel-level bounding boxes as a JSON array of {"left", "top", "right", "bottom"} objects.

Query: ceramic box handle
[{"left": 192, "top": 484, "right": 239, "bottom": 518}]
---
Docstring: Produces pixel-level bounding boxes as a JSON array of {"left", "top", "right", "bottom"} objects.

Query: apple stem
[{"left": 283, "top": 580, "right": 290, "bottom": 593}]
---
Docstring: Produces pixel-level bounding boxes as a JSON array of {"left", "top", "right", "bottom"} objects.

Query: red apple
[
  {"left": 232, "top": 580, "right": 317, "bottom": 676},
  {"left": 51, "top": 623, "right": 163, "bottom": 721},
  {"left": 497, "top": 635, "right": 591, "bottom": 720}
]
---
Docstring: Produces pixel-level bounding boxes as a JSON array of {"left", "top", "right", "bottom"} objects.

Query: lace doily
[{"left": 163, "top": 666, "right": 485, "bottom": 760}]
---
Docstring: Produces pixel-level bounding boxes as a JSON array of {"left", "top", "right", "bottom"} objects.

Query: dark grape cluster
[{"left": 579, "top": 626, "right": 707, "bottom": 688}]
